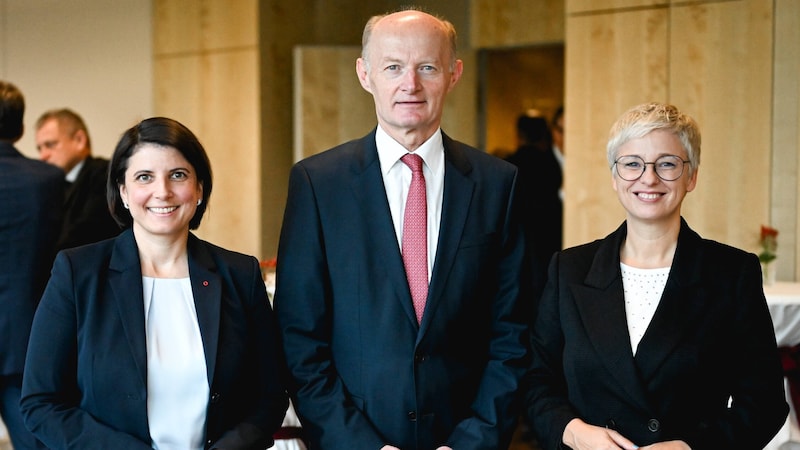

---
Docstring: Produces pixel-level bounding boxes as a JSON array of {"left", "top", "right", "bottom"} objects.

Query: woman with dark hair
[{"left": 21, "top": 117, "right": 288, "bottom": 450}]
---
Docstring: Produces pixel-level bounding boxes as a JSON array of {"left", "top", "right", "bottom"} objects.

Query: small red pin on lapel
[{"left": 202, "top": 280, "right": 209, "bottom": 286}]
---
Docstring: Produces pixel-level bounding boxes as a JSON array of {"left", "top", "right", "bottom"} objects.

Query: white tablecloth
[{"left": 765, "top": 282, "right": 800, "bottom": 450}]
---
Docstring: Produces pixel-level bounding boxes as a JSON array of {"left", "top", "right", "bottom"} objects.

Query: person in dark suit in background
[
  {"left": 0, "top": 80, "right": 58, "bottom": 450},
  {"left": 525, "top": 102, "right": 788, "bottom": 449},
  {"left": 505, "top": 113, "right": 563, "bottom": 300},
  {"left": 274, "top": 7, "right": 531, "bottom": 450},
  {"left": 35, "top": 108, "right": 121, "bottom": 249},
  {"left": 551, "top": 105, "right": 564, "bottom": 171},
  {"left": 21, "top": 117, "right": 288, "bottom": 449}
]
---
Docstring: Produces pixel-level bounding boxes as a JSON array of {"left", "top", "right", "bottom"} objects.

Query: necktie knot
[{"left": 401, "top": 153, "right": 423, "bottom": 173}]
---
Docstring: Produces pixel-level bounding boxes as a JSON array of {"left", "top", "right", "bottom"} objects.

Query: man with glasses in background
[{"left": 35, "top": 108, "right": 120, "bottom": 249}]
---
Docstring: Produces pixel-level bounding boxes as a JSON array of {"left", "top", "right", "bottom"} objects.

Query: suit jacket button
[
  {"left": 407, "top": 411, "right": 417, "bottom": 421},
  {"left": 210, "top": 392, "right": 221, "bottom": 404},
  {"left": 647, "top": 418, "right": 660, "bottom": 432},
  {"left": 605, "top": 419, "right": 617, "bottom": 429}
]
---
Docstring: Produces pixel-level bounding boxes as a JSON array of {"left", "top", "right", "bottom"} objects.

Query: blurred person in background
[
  {"left": 36, "top": 108, "right": 121, "bottom": 250},
  {"left": 505, "top": 113, "right": 562, "bottom": 300},
  {"left": 0, "top": 79, "right": 58, "bottom": 450}
]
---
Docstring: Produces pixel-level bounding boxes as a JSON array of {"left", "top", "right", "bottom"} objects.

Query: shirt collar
[
  {"left": 375, "top": 125, "right": 443, "bottom": 175},
  {"left": 65, "top": 158, "right": 86, "bottom": 183}
]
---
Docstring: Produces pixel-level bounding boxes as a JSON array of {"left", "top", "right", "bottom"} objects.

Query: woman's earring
[
  {"left": 197, "top": 199, "right": 202, "bottom": 206},
  {"left": 123, "top": 202, "right": 129, "bottom": 209}
]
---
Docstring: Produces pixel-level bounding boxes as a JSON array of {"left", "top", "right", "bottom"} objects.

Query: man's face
[
  {"left": 356, "top": 12, "right": 463, "bottom": 146},
  {"left": 36, "top": 118, "right": 88, "bottom": 173}
]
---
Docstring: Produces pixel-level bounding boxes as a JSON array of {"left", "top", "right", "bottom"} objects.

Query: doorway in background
[{"left": 478, "top": 44, "right": 564, "bottom": 158}]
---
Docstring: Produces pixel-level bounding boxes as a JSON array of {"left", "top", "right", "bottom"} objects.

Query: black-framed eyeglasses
[{"left": 613, "top": 155, "right": 691, "bottom": 181}]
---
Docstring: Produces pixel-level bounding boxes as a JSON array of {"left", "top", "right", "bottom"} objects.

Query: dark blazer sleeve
[
  {"left": 21, "top": 248, "right": 153, "bottom": 449},
  {"left": 275, "top": 151, "right": 389, "bottom": 449}
]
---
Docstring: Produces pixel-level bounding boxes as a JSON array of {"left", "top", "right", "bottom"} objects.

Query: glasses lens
[
  {"left": 654, "top": 155, "right": 685, "bottom": 181},
  {"left": 615, "top": 155, "right": 686, "bottom": 181},
  {"left": 615, "top": 156, "right": 644, "bottom": 181}
]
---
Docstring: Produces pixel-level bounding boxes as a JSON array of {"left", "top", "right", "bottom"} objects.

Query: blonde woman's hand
[
  {"left": 563, "top": 418, "right": 640, "bottom": 450},
  {"left": 639, "top": 441, "right": 690, "bottom": 450}
]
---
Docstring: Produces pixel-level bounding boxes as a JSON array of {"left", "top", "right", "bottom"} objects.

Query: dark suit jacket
[
  {"left": 0, "top": 142, "right": 64, "bottom": 376},
  {"left": 525, "top": 219, "right": 789, "bottom": 450},
  {"left": 20, "top": 229, "right": 289, "bottom": 450},
  {"left": 58, "top": 155, "right": 121, "bottom": 250},
  {"left": 505, "top": 144, "right": 563, "bottom": 300},
  {"left": 274, "top": 129, "right": 531, "bottom": 450}
]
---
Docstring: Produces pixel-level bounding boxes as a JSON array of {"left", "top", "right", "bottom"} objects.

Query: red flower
[
  {"left": 759, "top": 225, "right": 778, "bottom": 263},
  {"left": 761, "top": 225, "right": 779, "bottom": 240}
]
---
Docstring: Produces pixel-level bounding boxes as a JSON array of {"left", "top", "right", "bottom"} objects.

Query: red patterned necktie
[{"left": 401, "top": 153, "right": 428, "bottom": 324}]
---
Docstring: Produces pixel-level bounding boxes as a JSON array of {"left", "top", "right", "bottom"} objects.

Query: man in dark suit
[
  {"left": 0, "top": 80, "right": 59, "bottom": 449},
  {"left": 274, "top": 8, "right": 531, "bottom": 450},
  {"left": 35, "top": 108, "right": 120, "bottom": 250},
  {"left": 505, "top": 114, "right": 563, "bottom": 301}
]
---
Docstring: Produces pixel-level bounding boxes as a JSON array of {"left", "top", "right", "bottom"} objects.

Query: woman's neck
[
  {"left": 621, "top": 220, "right": 680, "bottom": 269},
  {"left": 134, "top": 228, "right": 190, "bottom": 278}
]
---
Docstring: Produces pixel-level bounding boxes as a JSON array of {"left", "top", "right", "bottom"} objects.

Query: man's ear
[
  {"left": 73, "top": 129, "right": 88, "bottom": 148},
  {"left": 356, "top": 58, "right": 372, "bottom": 93}
]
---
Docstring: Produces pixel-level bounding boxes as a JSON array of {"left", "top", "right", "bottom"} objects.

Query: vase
[{"left": 762, "top": 261, "right": 777, "bottom": 286}]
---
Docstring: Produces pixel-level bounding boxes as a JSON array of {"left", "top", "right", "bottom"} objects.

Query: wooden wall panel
[
  {"left": 564, "top": 9, "right": 669, "bottom": 247},
  {"left": 471, "top": 0, "right": 565, "bottom": 47},
  {"left": 773, "top": 0, "right": 800, "bottom": 280},
  {"left": 567, "top": 0, "right": 663, "bottom": 14},
  {"left": 669, "top": 1, "right": 773, "bottom": 253}
]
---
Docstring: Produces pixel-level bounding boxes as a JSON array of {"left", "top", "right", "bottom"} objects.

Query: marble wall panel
[{"left": 154, "top": 0, "right": 261, "bottom": 257}]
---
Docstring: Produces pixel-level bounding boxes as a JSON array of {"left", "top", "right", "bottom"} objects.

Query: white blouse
[
  {"left": 620, "top": 263, "right": 670, "bottom": 355},
  {"left": 143, "top": 277, "right": 209, "bottom": 450}
]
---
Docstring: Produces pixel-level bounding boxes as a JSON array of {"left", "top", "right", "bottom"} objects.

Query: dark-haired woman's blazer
[
  {"left": 21, "top": 229, "right": 288, "bottom": 450},
  {"left": 525, "top": 219, "right": 789, "bottom": 450}
]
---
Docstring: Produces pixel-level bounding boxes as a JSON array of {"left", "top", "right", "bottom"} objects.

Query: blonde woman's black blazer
[{"left": 526, "top": 218, "right": 788, "bottom": 450}]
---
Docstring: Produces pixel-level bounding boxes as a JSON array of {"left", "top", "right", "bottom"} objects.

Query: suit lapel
[
  {"left": 634, "top": 220, "right": 707, "bottom": 381},
  {"left": 349, "top": 133, "right": 420, "bottom": 326},
  {"left": 187, "top": 235, "right": 222, "bottom": 385},
  {"left": 108, "top": 230, "right": 223, "bottom": 388},
  {"left": 108, "top": 229, "right": 148, "bottom": 388},
  {"left": 421, "top": 135, "right": 473, "bottom": 334},
  {"left": 577, "top": 223, "right": 651, "bottom": 411}
]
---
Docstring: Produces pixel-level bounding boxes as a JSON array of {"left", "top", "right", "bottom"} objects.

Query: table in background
[{"left": 765, "top": 282, "right": 800, "bottom": 450}]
